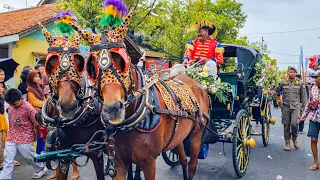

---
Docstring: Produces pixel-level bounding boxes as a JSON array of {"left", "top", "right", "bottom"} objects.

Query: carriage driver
[{"left": 182, "top": 20, "right": 224, "bottom": 76}]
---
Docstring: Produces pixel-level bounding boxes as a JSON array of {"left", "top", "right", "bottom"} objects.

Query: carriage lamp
[
  {"left": 226, "top": 103, "right": 230, "bottom": 110},
  {"left": 270, "top": 117, "right": 276, "bottom": 125},
  {"left": 262, "top": 89, "right": 268, "bottom": 94},
  {"left": 243, "top": 137, "right": 256, "bottom": 149}
]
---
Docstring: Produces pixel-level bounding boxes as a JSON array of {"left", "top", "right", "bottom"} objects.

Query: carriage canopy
[{"left": 222, "top": 44, "right": 261, "bottom": 84}]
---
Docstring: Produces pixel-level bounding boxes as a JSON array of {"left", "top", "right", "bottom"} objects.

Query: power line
[
  {"left": 263, "top": 41, "right": 312, "bottom": 57},
  {"left": 240, "top": 27, "right": 320, "bottom": 35},
  {"left": 264, "top": 41, "right": 289, "bottom": 55},
  {"left": 269, "top": 51, "right": 301, "bottom": 57}
]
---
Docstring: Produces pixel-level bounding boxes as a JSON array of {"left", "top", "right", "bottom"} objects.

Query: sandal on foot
[
  {"left": 14, "top": 160, "right": 19, "bottom": 166},
  {"left": 47, "top": 174, "right": 57, "bottom": 180},
  {"left": 309, "top": 164, "right": 319, "bottom": 171},
  {"left": 32, "top": 166, "right": 48, "bottom": 179}
]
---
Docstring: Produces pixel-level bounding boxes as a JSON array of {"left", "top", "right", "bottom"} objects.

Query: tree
[
  {"left": 56, "top": 0, "right": 247, "bottom": 62},
  {"left": 137, "top": 0, "right": 248, "bottom": 61},
  {"left": 56, "top": 0, "right": 160, "bottom": 33}
]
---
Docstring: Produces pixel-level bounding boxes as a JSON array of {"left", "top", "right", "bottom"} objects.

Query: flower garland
[
  {"left": 251, "top": 55, "right": 281, "bottom": 96},
  {"left": 187, "top": 66, "right": 232, "bottom": 104}
]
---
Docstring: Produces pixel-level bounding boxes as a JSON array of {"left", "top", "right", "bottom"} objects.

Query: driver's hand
[{"left": 200, "top": 58, "right": 210, "bottom": 65}]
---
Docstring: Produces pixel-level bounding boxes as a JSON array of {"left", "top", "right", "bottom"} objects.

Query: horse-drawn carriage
[
  {"left": 32, "top": 1, "right": 277, "bottom": 179},
  {"left": 161, "top": 44, "right": 276, "bottom": 177}
]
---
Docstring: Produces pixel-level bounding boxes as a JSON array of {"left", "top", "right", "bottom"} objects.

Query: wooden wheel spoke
[
  {"left": 237, "top": 137, "right": 243, "bottom": 142},
  {"left": 237, "top": 149, "right": 242, "bottom": 161},
  {"left": 236, "top": 143, "right": 242, "bottom": 151}
]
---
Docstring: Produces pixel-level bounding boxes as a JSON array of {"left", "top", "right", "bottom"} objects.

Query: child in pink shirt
[{"left": 0, "top": 88, "right": 48, "bottom": 179}]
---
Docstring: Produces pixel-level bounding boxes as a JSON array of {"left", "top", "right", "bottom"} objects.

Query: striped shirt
[{"left": 301, "top": 86, "right": 320, "bottom": 123}]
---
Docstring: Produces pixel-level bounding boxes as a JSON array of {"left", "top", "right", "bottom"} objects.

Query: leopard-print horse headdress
[
  {"left": 64, "top": 0, "right": 135, "bottom": 98},
  {"left": 39, "top": 10, "right": 85, "bottom": 94}
]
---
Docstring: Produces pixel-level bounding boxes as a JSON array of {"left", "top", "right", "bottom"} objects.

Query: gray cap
[{"left": 288, "top": 66, "right": 297, "bottom": 73}]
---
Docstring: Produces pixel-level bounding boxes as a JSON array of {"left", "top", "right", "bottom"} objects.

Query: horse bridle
[
  {"left": 92, "top": 30, "right": 134, "bottom": 104},
  {"left": 49, "top": 47, "right": 85, "bottom": 103},
  {"left": 42, "top": 47, "right": 95, "bottom": 126}
]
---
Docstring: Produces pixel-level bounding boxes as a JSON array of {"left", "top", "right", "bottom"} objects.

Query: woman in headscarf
[
  {"left": 26, "top": 70, "right": 47, "bottom": 155},
  {"left": 26, "top": 70, "right": 46, "bottom": 111}
]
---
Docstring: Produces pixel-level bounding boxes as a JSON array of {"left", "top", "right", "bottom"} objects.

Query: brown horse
[
  {"left": 65, "top": 7, "right": 209, "bottom": 179},
  {"left": 38, "top": 23, "right": 106, "bottom": 180}
]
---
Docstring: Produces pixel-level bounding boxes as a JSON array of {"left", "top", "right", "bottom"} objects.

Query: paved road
[{"left": 7, "top": 107, "right": 320, "bottom": 180}]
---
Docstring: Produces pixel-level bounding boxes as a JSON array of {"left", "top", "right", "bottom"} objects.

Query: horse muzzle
[
  {"left": 57, "top": 100, "right": 79, "bottom": 120},
  {"left": 100, "top": 101, "right": 125, "bottom": 125}
]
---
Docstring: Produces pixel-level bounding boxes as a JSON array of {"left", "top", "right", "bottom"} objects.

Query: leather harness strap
[{"left": 153, "top": 108, "right": 197, "bottom": 121}]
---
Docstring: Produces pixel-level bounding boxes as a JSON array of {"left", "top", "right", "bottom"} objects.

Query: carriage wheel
[
  {"left": 162, "top": 150, "right": 180, "bottom": 167},
  {"left": 261, "top": 105, "right": 271, "bottom": 147},
  {"left": 232, "top": 109, "right": 255, "bottom": 178}
]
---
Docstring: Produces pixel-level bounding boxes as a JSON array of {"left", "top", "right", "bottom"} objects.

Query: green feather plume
[
  {"left": 55, "top": 22, "right": 74, "bottom": 35},
  {"left": 100, "top": 14, "right": 123, "bottom": 28}
]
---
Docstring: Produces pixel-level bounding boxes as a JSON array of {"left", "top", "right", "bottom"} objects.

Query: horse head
[
  {"left": 39, "top": 23, "right": 85, "bottom": 120},
  {"left": 66, "top": 7, "right": 135, "bottom": 125}
]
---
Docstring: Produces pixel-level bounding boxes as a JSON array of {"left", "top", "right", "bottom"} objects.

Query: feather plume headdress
[
  {"left": 100, "top": 0, "right": 128, "bottom": 29},
  {"left": 54, "top": 10, "right": 78, "bottom": 34}
]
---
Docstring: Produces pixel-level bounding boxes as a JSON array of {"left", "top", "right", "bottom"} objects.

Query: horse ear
[
  {"left": 64, "top": 20, "right": 96, "bottom": 45},
  {"left": 113, "top": 6, "right": 136, "bottom": 40},
  {"left": 38, "top": 22, "right": 56, "bottom": 45}
]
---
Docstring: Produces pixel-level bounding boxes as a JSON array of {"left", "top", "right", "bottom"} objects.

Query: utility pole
[
  {"left": 26, "top": 0, "right": 28, "bottom": 8},
  {"left": 261, "top": 36, "right": 264, "bottom": 54}
]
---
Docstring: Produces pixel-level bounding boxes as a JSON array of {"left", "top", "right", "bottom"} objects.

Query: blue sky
[
  {"left": 238, "top": 0, "right": 320, "bottom": 70},
  {"left": 1, "top": 0, "right": 320, "bottom": 70}
]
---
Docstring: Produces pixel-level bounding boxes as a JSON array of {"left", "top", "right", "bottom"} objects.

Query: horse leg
[
  {"left": 112, "top": 162, "right": 129, "bottom": 180},
  {"left": 174, "top": 144, "right": 188, "bottom": 180},
  {"left": 70, "top": 162, "right": 80, "bottom": 180},
  {"left": 133, "top": 166, "right": 142, "bottom": 180},
  {"left": 188, "top": 130, "right": 203, "bottom": 180},
  {"left": 89, "top": 154, "right": 105, "bottom": 180},
  {"left": 56, "top": 166, "right": 69, "bottom": 180},
  {"left": 140, "top": 158, "right": 156, "bottom": 180}
]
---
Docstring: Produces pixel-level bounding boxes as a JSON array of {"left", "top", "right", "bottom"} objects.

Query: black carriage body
[{"left": 204, "top": 44, "right": 262, "bottom": 144}]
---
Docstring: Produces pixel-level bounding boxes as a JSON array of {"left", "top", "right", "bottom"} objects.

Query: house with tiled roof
[
  {"left": 0, "top": 4, "right": 58, "bottom": 87},
  {"left": 0, "top": 3, "right": 142, "bottom": 87}
]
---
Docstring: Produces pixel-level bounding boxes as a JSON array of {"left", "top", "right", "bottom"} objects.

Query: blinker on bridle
[
  {"left": 47, "top": 46, "right": 84, "bottom": 100},
  {"left": 48, "top": 47, "right": 80, "bottom": 72}
]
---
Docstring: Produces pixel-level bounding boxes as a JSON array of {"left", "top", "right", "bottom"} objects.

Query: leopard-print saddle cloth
[{"left": 155, "top": 79, "right": 199, "bottom": 112}]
